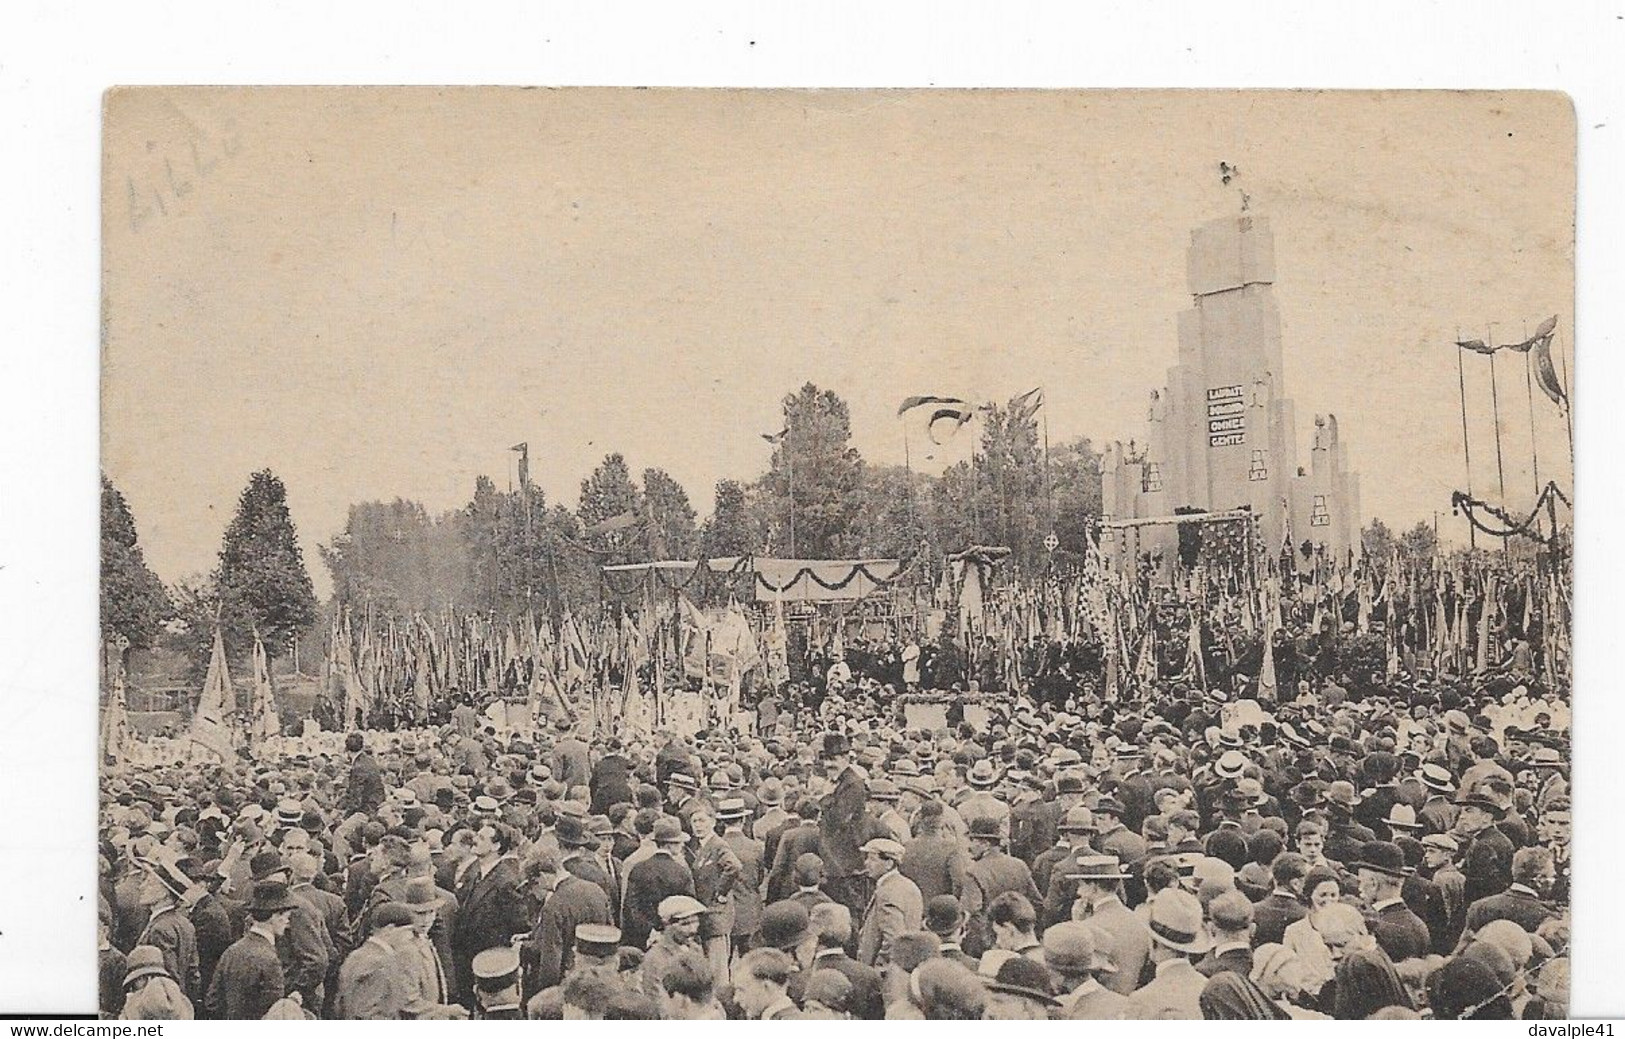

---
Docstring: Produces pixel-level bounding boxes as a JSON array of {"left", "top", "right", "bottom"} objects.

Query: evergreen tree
[
  {"left": 700, "top": 479, "right": 759, "bottom": 558},
  {"left": 100, "top": 474, "right": 171, "bottom": 648},
  {"left": 758, "top": 383, "right": 865, "bottom": 558},
  {"left": 578, "top": 453, "right": 645, "bottom": 562},
  {"left": 642, "top": 467, "right": 698, "bottom": 559},
  {"left": 214, "top": 469, "right": 318, "bottom": 658}
]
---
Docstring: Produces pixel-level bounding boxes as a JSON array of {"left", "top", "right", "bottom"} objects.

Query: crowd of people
[{"left": 98, "top": 629, "right": 1571, "bottom": 1023}]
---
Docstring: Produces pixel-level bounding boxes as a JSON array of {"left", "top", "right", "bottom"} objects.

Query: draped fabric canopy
[{"left": 600, "top": 556, "right": 906, "bottom": 603}]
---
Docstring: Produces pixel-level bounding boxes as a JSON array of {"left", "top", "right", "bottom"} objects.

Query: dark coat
[
  {"left": 809, "top": 949, "right": 884, "bottom": 1020},
  {"left": 189, "top": 892, "right": 235, "bottom": 1011},
  {"left": 1463, "top": 886, "right": 1557, "bottom": 935},
  {"left": 1251, "top": 891, "right": 1308, "bottom": 947},
  {"left": 452, "top": 858, "right": 529, "bottom": 1005},
  {"left": 1461, "top": 826, "right": 1515, "bottom": 905},
  {"left": 622, "top": 851, "right": 695, "bottom": 951},
  {"left": 522, "top": 875, "right": 612, "bottom": 996},
  {"left": 341, "top": 751, "right": 386, "bottom": 817},
  {"left": 588, "top": 753, "right": 635, "bottom": 814},
  {"left": 140, "top": 906, "right": 201, "bottom": 1003},
  {"left": 206, "top": 930, "right": 285, "bottom": 1020},
  {"left": 899, "top": 834, "right": 971, "bottom": 906},
  {"left": 765, "top": 822, "right": 823, "bottom": 903},
  {"left": 1195, "top": 943, "right": 1255, "bottom": 978},
  {"left": 1368, "top": 900, "right": 1432, "bottom": 963}
]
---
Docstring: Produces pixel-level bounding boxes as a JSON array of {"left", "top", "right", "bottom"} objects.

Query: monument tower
[{"left": 1102, "top": 212, "right": 1360, "bottom": 567}]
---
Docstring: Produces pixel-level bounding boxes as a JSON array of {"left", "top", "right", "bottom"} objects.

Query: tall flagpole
[
  {"left": 1523, "top": 331, "right": 1541, "bottom": 536},
  {"left": 1487, "top": 325, "right": 1510, "bottom": 555},
  {"left": 1041, "top": 386, "right": 1054, "bottom": 534},
  {"left": 786, "top": 414, "right": 796, "bottom": 558},
  {"left": 1455, "top": 332, "right": 1476, "bottom": 550}
]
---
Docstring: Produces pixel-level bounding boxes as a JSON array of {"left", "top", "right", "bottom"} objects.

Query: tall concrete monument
[{"left": 1102, "top": 213, "right": 1360, "bottom": 568}]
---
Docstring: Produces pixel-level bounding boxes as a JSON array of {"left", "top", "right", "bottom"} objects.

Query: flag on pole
[
  {"left": 251, "top": 635, "right": 279, "bottom": 744},
  {"left": 190, "top": 626, "right": 238, "bottom": 762}
]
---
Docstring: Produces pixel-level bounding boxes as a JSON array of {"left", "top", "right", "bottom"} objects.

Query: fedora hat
[
  {"left": 967, "top": 816, "right": 1003, "bottom": 842},
  {"left": 1040, "top": 921, "right": 1117, "bottom": 975},
  {"left": 966, "top": 760, "right": 1001, "bottom": 788},
  {"left": 1093, "top": 795, "right": 1127, "bottom": 817},
  {"left": 1353, "top": 841, "right": 1414, "bottom": 878},
  {"left": 1385, "top": 804, "right": 1423, "bottom": 831},
  {"left": 248, "top": 850, "right": 287, "bottom": 883},
  {"left": 248, "top": 879, "right": 299, "bottom": 915},
  {"left": 667, "top": 772, "right": 698, "bottom": 791},
  {"left": 122, "top": 945, "right": 171, "bottom": 986},
  {"left": 651, "top": 817, "right": 690, "bottom": 845},
  {"left": 1061, "top": 853, "right": 1129, "bottom": 882},
  {"left": 555, "top": 816, "right": 596, "bottom": 849},
  {"left": 1145, "top": 889, "right": 1213, "bottom": 954},
  {"left": 984, "top": 955, "right": 1060, "bottom": 1007},
  {"left": 1321, "top": 780, "right": 1363, "bottom": 810},
  {"left": 1454, "top": 792, "right": 1505, "bottom": 818}
]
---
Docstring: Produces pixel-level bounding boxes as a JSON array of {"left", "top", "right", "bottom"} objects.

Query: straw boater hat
[
  {"left": 1214, "top": 751, "right": 1248, "bottom": 781},
  {"left": 1062, "top": 853, "right": 1130, "bottom": 883},
  {"left": 1417, "top": 763, "right": 1457, "bottom": 794},
  {"left": 1385, "top": 804, "right": 1424, "bottom": 833}
]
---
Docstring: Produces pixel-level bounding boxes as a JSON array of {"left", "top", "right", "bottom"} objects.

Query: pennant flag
[
  {"left": 190, "top": 626, "right": 238, "bottom": 762},
  {"left": 927, "top": 405, "right": 978, "bottom": 445},
  {"left": 897, "top": 394, "right": 969, "bottom": 416},
  {"left": 761, "top": 427, "right": 789, "bottom": 444},
  {"left": 1010, "top": 386, "right": 1045, "bottom": 422},
  {"left": 1532, "top": 327, "right": 1568, "bottom": 407},
  {"left": 584, "top": 511, "right": 639, "bottom": 536}
]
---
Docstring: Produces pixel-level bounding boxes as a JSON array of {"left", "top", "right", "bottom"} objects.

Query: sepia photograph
[{"left": 95, "top": 87, "right": 1574, "bottom": 1022}]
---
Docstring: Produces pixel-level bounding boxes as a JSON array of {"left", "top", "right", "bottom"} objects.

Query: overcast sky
[{"left": 102, "top": 88, "right": 1573, "bottom": 593}]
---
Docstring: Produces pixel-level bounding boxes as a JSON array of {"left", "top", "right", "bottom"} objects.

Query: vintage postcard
[{"left": 99, "top": 88, "right": 1573, "bottom": 1021}]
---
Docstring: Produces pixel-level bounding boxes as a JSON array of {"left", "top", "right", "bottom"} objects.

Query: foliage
[
  {"left": 213, "top": 470, "right": 319, "bottom": 659},
  {"left": 100, "top": 474, "right": 171, "bottom": 649},
  {"left": 320, "top": 499, "right": 468, "bottom": 615},
  {"left": 756, "top": 383, "right": 866, "bottom": 558},
  {"left": 642, "top": 467, "right": 698, "bottom": 559},
  {"left": 699, "top": 479, "right": 760, "bottom": 558},
  {"left": 577, "top": 453, "right": 644, "bottom": 562}
]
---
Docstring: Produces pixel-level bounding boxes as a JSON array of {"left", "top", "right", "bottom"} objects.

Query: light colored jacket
[{"left": 857, "top": 870, "right": 923, "bottom": 966}]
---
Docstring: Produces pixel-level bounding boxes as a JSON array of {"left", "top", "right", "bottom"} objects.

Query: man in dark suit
[
  {"left": 341, "top": 733, "right": 386, "bottom": 818},
  {"left": 1252, "top": 853, "right": 1310, "bottom": 946},
  {"left": 206, "top": 880, "right": 296, "bottom": 1020},
  {"left": 764, "top": 801, "right": 823, "bottom": 903},
  {"left": 806, "top": 902, "right": 884, "bottom": 1020},
  {"left": 962, "top": 817, "right": 1042, "bottom": 958},
  {"left": 900, "top": 801, "right": 971, "bottom": 905},
  {"left": 1355, "top": 841, "right": 1432, "bottom": 963},
  {"left": 451, "top": 823, "right": 528, "bottom": 1008},
  {"left": 622, "top": 818, "right": 696, "bottom": 951},
  {"left": 1457, "top": 795, "right": 1515, "bottom": 905},
  {"left": 520, "top": 849, "right": 612, "bottom": 997},
  {"left": 133, "top": 860, "right": 201, "bottom": 1004},
  {"left": 1195, "top": 891, "right": 1255, "bottom": 977},
  {"left": 1462, "top": 845, "right": 1558, "bottom": 936}
]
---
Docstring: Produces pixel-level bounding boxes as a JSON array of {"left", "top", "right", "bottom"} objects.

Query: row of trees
[{"left": 102, "top": 471, "right": 319, "bottom": 674}]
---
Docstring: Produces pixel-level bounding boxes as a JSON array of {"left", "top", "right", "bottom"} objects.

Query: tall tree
[
  {"left": 578, "top": 453, "right": 645, "bottom": 562},
  {"left": 100, "top": 474, "right": 171, "bottom": 648},
  {"left": 851, "top": 464, "right": 927, "bottom": 559},
  {"left": 758, "top": 383, "right": 865, "bottom": 558},
  {"left": 214, "top": 469, "right": 318, "bottom": 658},
  {"left": 320, "top": 498, "right": 469, "bottom": 615},
  {"left": 1361, "top": 518, "right": 1397, "bottom": 563},
  {"left": 700, "top": 478, "right": 760, "bottom": 558},
  {"left": 1399, "top": 520, "right": 1439, "bottom": 561},
  {"left": 642, "top": 467, "right": 698, "bottom": 559},
  {"left": 1050, "top": 436, "right": 1104, "bottom": 558},
  {"left": 974, "top": 397, "right": 1046, "bottom": 573}
]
